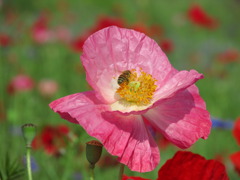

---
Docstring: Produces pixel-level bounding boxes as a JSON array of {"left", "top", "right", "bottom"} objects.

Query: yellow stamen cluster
[{"left": 116, "top": 69, "right": 157, "bottom": 106}]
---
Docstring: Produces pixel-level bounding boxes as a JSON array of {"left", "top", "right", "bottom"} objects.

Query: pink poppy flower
[
  {"left": 31, "top": 15, "right": 53, "bottom": 44},
  {"left": 38, "top": 79, "right": 59, "bottom": 97},
  {"left": 122, "top": 175, "right": 150, "bottom": 180},
  {"left": 49, "top": 26, "right": 211, "bottom": 172},
  {"left": 7, "top": 74, "right": 34, "bottom": 94},
  {"left": 157, "top": 151, "right": 228, "bottom": 180}
]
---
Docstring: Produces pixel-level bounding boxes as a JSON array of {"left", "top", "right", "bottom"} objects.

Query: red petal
[
  {"left": 230, "top": 151, "right": 240, "bottom": 175},
  {"left": 233, "top": 118, "right": 240, "bottom": 145},
  {"left": 57, "top": 124, "right": 70, "bottom": 135},
  {"left": 157, "top": 151, "right": 229, "bottom": 180}
]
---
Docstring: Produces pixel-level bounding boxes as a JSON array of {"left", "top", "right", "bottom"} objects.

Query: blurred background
[{"left": 0, "top": 0, "right": 240, "bottom": 179}]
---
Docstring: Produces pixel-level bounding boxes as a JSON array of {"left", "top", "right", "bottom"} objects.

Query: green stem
[
  {"left": 118, "top": 164, "right": 125, "bottom": 180},
  {"left": 26, "top": 147, "right": 33, "bottom": 180},
  {"left": 89, "top": 166, "right": 94, "bottom": 180}
]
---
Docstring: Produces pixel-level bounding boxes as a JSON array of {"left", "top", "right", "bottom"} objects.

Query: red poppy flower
[
  {"left": 32, "top": 124, "right": 71, "bottom": 156},
  {"left": 0, "top": 33, "right": 12, "bottom": 47},
  {"left": 230, "top": 151, "right": 240, "bottom": 175},
  {"left": 217, "top": 49, "right": 239, "bottom": 64},
  {"left": 188, "top": 4, "right": 218, "bottom": 29},
  {"left": 157, "top": 151, "right": 229, "bottom": 180},
  {"left": 233, "top": 118, "right": 240, "bottom": 145}
]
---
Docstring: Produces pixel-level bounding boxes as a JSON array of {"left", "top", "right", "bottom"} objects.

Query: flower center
[{"left": 116, "top": 69, "right": 157, "bottom": 106}]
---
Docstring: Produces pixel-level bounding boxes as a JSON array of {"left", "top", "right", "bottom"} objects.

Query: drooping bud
[
  {"left": 22, "top": 123, "right": 36, "bottom": 148},
  {"left": 86, "top": 140, "right": 103, "bottom": 168}
]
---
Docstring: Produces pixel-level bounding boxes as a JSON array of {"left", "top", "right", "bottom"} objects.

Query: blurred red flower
[
  {"left": 71, "top": 16, "right": 124, "bottom": 52},
  {"left": 32, "top": 124, "right": 71, "bottom": 156},
  {"left": 71, "top": 36, "right": 86, "bottom": 52},
  {"left": 230, "top": 118, "right": 240, "bottom": 176},
  {"left": 233, "top": 118, "right": 240, "bottom": 145},
  {"left": 91, "top": 16, "right": 124, "bottom": 32},
  {"left": 31, "top": 15, "right": 53, "bottom": 44},
  {"left": 7, "top": 74, "right": 34, "bottom": 95},
  {"left": 38, "top": 79, "right": 59, "bottom": 98},
  {"left": 230, "top": 152, "right": 240, "bottom": 175},
  {"left": 98, "top": 155, "right": 119, "bottom": 168},
  {"left": 131, "top": 23, "right": 149, "bottom": 35},
  {"left": 187, "top": 4, "right": 218, "bottom": 29},
  {"left": 149, "top": 24, "right": 164, "bottom": 38},
  {"left": 159, "top": 39, "right": 174, "bottom": 53},
  {"left": 217, "top": 49, "right": 239, "bottom": 64},
  {"left": 0, "top": 33, "right": 12, "bottom": 47},
  {"left": 157, "top": 151, "right": 228, "bottom": 180}
]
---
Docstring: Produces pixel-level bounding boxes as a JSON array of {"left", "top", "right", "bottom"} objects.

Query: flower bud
[
  {"left": 22, "top": 124, "right": 36, "bottom": 148},
  {"left": 86, "top": 140, "right": 103, "bottom": 168}
]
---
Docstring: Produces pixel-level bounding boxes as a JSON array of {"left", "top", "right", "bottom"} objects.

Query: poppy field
[{"left": 1, "top": 0, "right": 240, "bottom": 180}]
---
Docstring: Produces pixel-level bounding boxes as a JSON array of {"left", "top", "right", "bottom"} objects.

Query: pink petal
[
  {"left": 154, "top": 69, "right": 203, "bottom": 102},
  {"left": 144, "top": 85, "right": 211, "bottom": 149},
  {"left": 49, "top": 91, "right": 159, "bottom": 172},
  {"left": 122, "top": 175, "right": 151, "bottom": 180},
  {"left": 81, "top": 26, "right": 172, "bottom": 103}
]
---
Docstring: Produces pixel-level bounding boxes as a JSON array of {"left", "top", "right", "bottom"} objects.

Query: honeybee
[{"left": 117, "top": 70, "right": 131, "bottom": 85}]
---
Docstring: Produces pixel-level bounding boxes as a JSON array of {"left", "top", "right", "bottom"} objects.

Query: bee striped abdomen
[{"left": 117, "top": 70, "right": 131, "bottom": 85}]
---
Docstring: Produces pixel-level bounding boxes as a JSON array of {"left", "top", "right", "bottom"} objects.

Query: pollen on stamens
[{"left": 116, "top": 69, "right": 157, "bottom": 106}]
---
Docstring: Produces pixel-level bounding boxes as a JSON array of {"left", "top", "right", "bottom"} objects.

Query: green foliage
[{"left": 0, "top": 152, "right": 25, "bottom": 180}]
